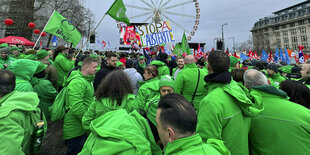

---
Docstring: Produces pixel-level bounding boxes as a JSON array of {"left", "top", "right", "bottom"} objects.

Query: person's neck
[{"left": 81, "top": 70, "right": 89, "bottom": 76}]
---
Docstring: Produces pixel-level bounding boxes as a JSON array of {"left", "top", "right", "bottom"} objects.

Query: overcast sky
[{"left": 86, "top": 0, "right": 305, "bottom": 50}]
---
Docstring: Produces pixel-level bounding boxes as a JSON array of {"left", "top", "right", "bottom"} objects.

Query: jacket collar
[
  {"left": 204, "top": 71, "right": 231, "bottom": 84},
  {"left": 252, "top": 85, "right": 287, "bottom": 98},
  {"left": 184, "top": 63, "right": 197, "bottom": 69},
  {"left": 164, "top": 134, "right": 202, "bottom": 155}
]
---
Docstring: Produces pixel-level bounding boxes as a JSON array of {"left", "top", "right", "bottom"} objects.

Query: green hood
[
  {"left": 184, "top": 63, "right": 197, "bottom": 69},
  {"left": 251, "top": 85, "right": 287, "bottom": 98},
  {"left": 208, "top": 81, "right": 263, "bottom": 117},
  {"left": 88, "top": 109, "right": 161, "bottom": 154},
  {"left": 0, "top": 91, "right": 39, "bottom": 118},
  {"left": 7, "top": 59, "right": 40, "bottom": 81},
  {"left": 63, "top": 70, "right": 94, "bottom": 87},
  {"left": 99, "top": 94, "right": 135, "bottom": 111},
  {"left": 150, "top": 60, "right": 166, "bottom": 66}
]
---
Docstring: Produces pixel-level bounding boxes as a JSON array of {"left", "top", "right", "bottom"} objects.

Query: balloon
[
  {"left": 4, "top": 19, "right": 13, "bottom": 25},
  {"left": 34, "top": 29, "right": 40, "bottom": 34},
  {"left": 28, "top": 22, "right": 35, "bottom": 28},
  {"left": 41, "top": 32, "right": 46, "bottom": 37}
]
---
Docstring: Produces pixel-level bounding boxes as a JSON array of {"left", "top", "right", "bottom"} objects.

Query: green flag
[
  {"left": 107, "top": 0, "right": 130, "bottom": 25},
  {"left": 173, "top": 43, "right": 183, "bottom": 56},
  {"left": 180, "top": 32, "right": 191, "bottom": 55},
  {"left": 44, "top": 11, "right": 81, "bottom": 47}
]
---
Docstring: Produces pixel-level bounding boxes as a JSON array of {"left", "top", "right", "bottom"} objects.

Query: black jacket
[{"left": 94, "top": 65, "right": 116, "bottom": 91}]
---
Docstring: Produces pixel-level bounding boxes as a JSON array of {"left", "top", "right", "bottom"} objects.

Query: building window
[
  {"left": 302, "top": 43, "right": 308, "bottom": 50},
  {"left": 276, "top": 38, "right": 281, "bottom": 44},
  {"left": 300, "top": 27, "right": 307, "bottom": 34},
  {"left": 282, "top": 30, "right": 288, "bottom": 36},
  {"left": 298, "top": 20, "right": 305, "bottom": 25},
  {"left": 283, "top": 38, "right": 289, "bottom": 43},
  {"left": 301, "top": 35, "right": 308, "bottom": 42},
  {"left": 290, "top": 23, "right": 295, "bottom": 27},
  {"left": 292, "top": 44, "right": 298, "bottom": 50},
  {"left": 291, "top": 36, "right": 298, "bottom": 43},
  {"left": 275, "top": 32, "right": 281, "bottom": 37},
  {"left": 290, "top": 29, "right": 297, "bottom": 35},
  {"left": 284, "top": 44, "right": 290, "bottom": 49}
]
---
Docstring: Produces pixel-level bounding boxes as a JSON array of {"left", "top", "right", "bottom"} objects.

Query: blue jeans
[{"left": 65, "top": 134, "right": 88, "bottom": 155}]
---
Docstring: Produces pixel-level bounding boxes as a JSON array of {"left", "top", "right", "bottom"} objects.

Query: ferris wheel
[{"left": 124, "top": 0, "right": 200, "bottom": 41}]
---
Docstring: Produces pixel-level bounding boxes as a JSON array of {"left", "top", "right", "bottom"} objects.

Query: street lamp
[
  {"left": 222, "top": 23, "right": 228, "bottom": 50},
  {"left": 229, "top": 37, "right": 235, "bottom": 53}
]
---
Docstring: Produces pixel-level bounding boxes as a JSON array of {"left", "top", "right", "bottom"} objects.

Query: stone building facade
[{"left": 251, "top": 0, "right": 310, "bottom": 53}]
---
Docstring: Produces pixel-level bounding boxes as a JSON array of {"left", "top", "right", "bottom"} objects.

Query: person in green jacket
[
  {"left": 229, "top": 56, "right": 241, "bottom": 72},
  {"left": 244, "top": 69, "right": 310, "bottom": 155},
  {"left": 300, "top": 63, "right": 310, "bottom": 88},
  {"left": 53, "top": 46, "right": 75, "bottom": 89},
  {"left": 0, "top": 47, "right": 15, "bottom": 70},
  {"left": 7, "top": 59, "right": 41, "bottom": 92},
  {"left": 63, "top": 57, "right": 98, "bottom": 155},
  {"left": 150, "top": 53, "right": 170, "bottom": 78},
  {"left": 36, "top": 49, "right": 58, "bottom": 88},
  {"left": 79, "top": 109, "right": 162, "bottom": 155},
  {"left": 136, "top": 65, "right": 161, "bottom": 111},
  {"left": 82, "top": 70, "right": 138, "bottom": 131},
  {"left": 174, "top": 55, "right": 207, "bottom": 110},
  {"left": 196, "top": 51, "right": 263, "bottom": 155},
  {"left": 156, "top": 93, "right": 230, "bottom": 155},
  {"left": 10, "top": 46, "right": 22, "bottom": 58},
  {"left": 0, "top": 70, "right": 47, "bottom": 155},
  {"left": 266, "top": 63, "right": 286, "bottom": 87}
]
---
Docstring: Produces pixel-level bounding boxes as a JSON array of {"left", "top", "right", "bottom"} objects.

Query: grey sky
[{"left": 86, "top": 0, "right": 305, "bottom": 51}]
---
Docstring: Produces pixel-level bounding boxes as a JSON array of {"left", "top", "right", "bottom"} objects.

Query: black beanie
[{"left": 266, "top": 64, "right": 278, "bottom": 73}]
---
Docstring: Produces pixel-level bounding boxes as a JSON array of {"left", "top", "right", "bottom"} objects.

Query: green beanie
[
  {"left": 0, "top": 43, "right": 9, "bottom": 48},
  {"left": 10, "top": 46, "right": 22, "bottom": 52},
  {"left": 139, "top": 56, "right": 145, "bottom": 59},
  {"left": 116, "top": 61, "right": 124, "bottom": 67},
  {"left": 229, "top": 56, "right": 241, "bottom": 67},
  {"left": 159, "top": 75, "right": 175, "bottom": 90},
  {"left": 36, "top": 49, "right": 50, "bottom": 59},
  {"left": 35, "top": 62, "right": 48, "bottom": 74}
]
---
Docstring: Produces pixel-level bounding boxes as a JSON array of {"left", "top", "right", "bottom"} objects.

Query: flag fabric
[
  {"left": 240, "top": 53, "right": 249, "bottom": 62},
  {"left": 274, "top": 48, "right": 279, "bottom": 62},
  {"left": 284, "top": 48, "right": 290, "bottom": 65},
  {"left": 280, "top": 48, "right": 285, "bottom": 62},
  {"left": 51, "top": 35, "right": 58, "bottom": 46},
  {"left": 248, "top": 49, "right": 254, "bottom": 60},
  {"left": 107, "top": 0, "right": 130, "bottom": 25},
  {"left": 44, "top": 11, "right": 81, "bottom": 47},
  {"left": 180, "top": 32, "right": 191, "bottom": 55},
  {"left": 96, "top": 39, "right": 106, "bottom": 49},
  {"left": 299, "top": 50, "right": 305, "bottom": 64},
  {"left": 268, "top": 50, "right": 273, "bottom": 62},
  {"left": 173, "top": 43, "right": 182, "bottom": 56},
  {"left": 254, "top": 51, "right": 259, "bottom": 59},
  {"left": 261, "top": 50, "right": 268, "bottom": 62}
]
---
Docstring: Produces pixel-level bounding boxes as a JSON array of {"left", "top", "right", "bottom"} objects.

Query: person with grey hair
[
  {"left": 174, "top": 55, "right": 207, "bottom": 109},
  {"left": 244, "top": 69, "right": 310, "bottom": 155}
]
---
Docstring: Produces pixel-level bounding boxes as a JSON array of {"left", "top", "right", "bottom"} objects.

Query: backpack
[{"left": 50, "top": 77, "right": 82, "bottom": 122}]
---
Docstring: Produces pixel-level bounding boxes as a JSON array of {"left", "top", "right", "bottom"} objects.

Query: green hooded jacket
[
  {"left": 150, "top": 60, "right": 170, "bottom": 78},
  {"left": 63, "top": 70, "right": 95, "bottom": 140},
  {"left": 7, "top": 59, "right": 40, "bottom": 92},
  {"left": 164, "top": 134, "right": 230, "bottom": 155},
  {"left": 136, "top": 77, "right": 161, "bottom": 111},
  {"left": 33, "top": 78, "right": 57, "bottom": 120},
  {"left": 82, "top": 94, "right": 138, "bottom": 131},
  {"left": 249, "top": 85, "right": 310, "bottom": 155},
  {"left": 268, "top": 72, "right": 286, "bottom": 88},
  {"left": 196, "top": 79, "right": 263, "bottom": 155},
  {"left": 174, "top": 63, "right": 207, "bottom": 109},
  {"left": 0, "top": 56, "right": 15, "bottom": 70},
  {"left": 54, "top": 53, "right": 75, "bottom": 86},
  {"left": 79, "top": 109, "right": 162, "bottom": 155},
  {"left": 144, "top": 95, "right": 160, "bottom": 127},
  {"left": 0, "top": 91, "right": 47, "bottom": 155}
]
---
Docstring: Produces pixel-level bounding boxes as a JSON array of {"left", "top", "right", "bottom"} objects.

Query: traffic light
[
  {"left": 90, "top": 34, "right": 95, "bottom": 43},
  {"left": 216, "top": 40, "right": 223, "bottom": 50}
]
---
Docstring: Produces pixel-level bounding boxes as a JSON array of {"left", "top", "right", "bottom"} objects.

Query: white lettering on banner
[{"left": 137, "top": 21, "right": 174, "bottom": 47}]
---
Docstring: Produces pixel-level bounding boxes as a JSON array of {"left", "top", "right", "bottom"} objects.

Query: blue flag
[
  {"left": 261, "top": 50, "right": 268, "bottom": 62},
  {"left": 240, "top": 53, "right": 249, "bottom": 62},
  {"left": 274, "top": 48, "right": 279, "bottom": 62},
  {"left": 284, "top": 48, "right": 290, "bottom": 65},
  {"left": 51, "top": 35, "right": 58, "bottom": 47},
  {"left": 280, "top": 48, "right": 285, "bottom": 62}
]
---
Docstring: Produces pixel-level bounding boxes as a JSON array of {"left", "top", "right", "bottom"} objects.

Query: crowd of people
[{"left": 0, "top": 42, "right": 310, "bottom": 155}]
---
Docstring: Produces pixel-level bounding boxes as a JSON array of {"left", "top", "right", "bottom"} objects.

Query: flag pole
[
  {"left": 77, "top": 13, "right": 108, "bottom": 56},
  {"left": 33, "top": 10, "right": 56, "bottom": 50}
]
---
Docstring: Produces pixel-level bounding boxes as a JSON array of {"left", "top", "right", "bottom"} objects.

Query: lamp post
[
  {"left": 229, "top": 37, "right": 235, "bottom": 53},
  {"left": 222, "top": 23, "right": 228, "bottom": 51}
]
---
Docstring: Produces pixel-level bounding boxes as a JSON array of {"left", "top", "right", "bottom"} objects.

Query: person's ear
[
  {"left": 167, "top": 127, "right": 176, "bottom": 143},
  {"left": 267, "top": 79, "right": 271, "bottom": 85}
]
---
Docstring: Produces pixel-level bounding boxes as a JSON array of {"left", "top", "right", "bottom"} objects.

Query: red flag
[
  {"left": 182, "top": 52, "right": 188, "bottom": 57},
  {"left": 254, "top": 51, "right": 258, "bottom": 59},
  {"left": 268, "top": 50, "right": 273, "bottom": 62},
  {"left": 211, "top": 48, "right": 214, "bottom": 51},
  {"left": 249, "top": 49, "right": 254, "bottom": 60},
  {"left": 160, "top": 46, "right": 165, "bottom": 53}
]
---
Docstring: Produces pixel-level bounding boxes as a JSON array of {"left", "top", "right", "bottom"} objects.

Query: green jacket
[
  {"left": 33, "top": 78, "right": 57, "bottom": 120},
  {"left": 0, "top": 56, "right": 15, "bottom": 69},
  {"left": 174, "top": 63, "right": 207, "bottom": 109},
  {"left": 249, "top": 85, "right": 310, "bottom": 155},
  {"left": 79, "top": 109, "right": 161, "bottom": 155},
  {"left": 268, "top": 72, "right": 286, "bottom": 88},
  {"left": 136, "top": 77, "right": 160, "bottom": 111},
  {"left": 54, "top": 53, "right": 75, "bottom": 87},
  {"left": 7, "top": 59, "right": 40, "bottom": 92},
  {"left": 196, "top": 76, "right": 263, "bottom": 155},
  {"left": 63, "top": 70, "right": 95, "bottom": 139},
  {"left": 150, "top": 60, "right": 170, "bottom": 78},
  {"left": 144, "top": 95, "right": 160, "bottom": 127},
  {"left": 0, "top": 91, "right": 46, "bottom": 155},
  {"left": 82, "top": 94, "right": 138, "bottom": 131},
  {"left": 164, "top": 134, "right": 229, "bottom": 155}
]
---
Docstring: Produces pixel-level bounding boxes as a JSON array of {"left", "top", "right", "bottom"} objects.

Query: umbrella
[{"left": 0, "top": 36, "right": 35, "bottom": 46}]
